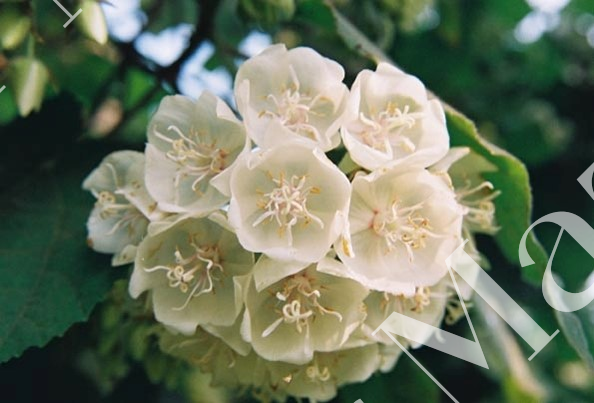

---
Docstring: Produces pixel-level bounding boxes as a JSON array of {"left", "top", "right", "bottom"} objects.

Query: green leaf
[
  {"left": 0, "top": 96, "right": 121, "bottom": 363},
  {"left": 445, "top": 106, "right": 549, "bottom": 285},
  {"left": 338, "top": 356, "right": 439, "bottom": 403},
  {"left": 142, "top": 0, "right": 197, "bottom": 33},
  {"left": 544, "top": 275, "right": 594, "bottom": 372},
  {"left": 294, "top": 0, "right": 335, "bottom": 29},
  {"left": 327, "top": 4, "right": 391, "bottom": 64}
]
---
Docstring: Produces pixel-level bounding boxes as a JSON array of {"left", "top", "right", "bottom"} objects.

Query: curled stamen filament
[
  {"left": 306, "top": 362, "right": 331, "bottom": 382},
  {"left": 154, "top": 125, "right": 226, "bottom": 197},
  {"left": 143, "top": 243, "right": 223, "bottom": 310},
  {"left": 261, "top": 274, "right": 342, "bottom": 338},
  {"left": 93, "top": 190, "right": 144, "bottom": 236},
  {"left": 253, "top": 173, "right": 323, "bottom": 244}
]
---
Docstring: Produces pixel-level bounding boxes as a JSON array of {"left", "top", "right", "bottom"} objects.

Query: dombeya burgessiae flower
[
  {"left": 146, "top": 92, "right": 248, "bottom": 214},
  {"left": 83, "top": 150, "right": 162, "bottom": 265},
  {"left": 129, "top": 217, "right": 254, "bottom": 334},
  {"left": 228, "top": 143, "right": 350, "bottom": 263},
  {"left": 341, "top": 62, "right": 449, "bottom": 170},
  {"left": 241, "top": 260, "right": 367, "bottom": 364},
  {"left": 235, "top": 44, "right": 348, "bottom": 151},
  {"left": 331, "top": 165, "right": 463, "bottom": 295}
]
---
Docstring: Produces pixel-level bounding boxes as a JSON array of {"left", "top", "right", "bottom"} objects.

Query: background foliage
[{"left": 0, "top": 0, "right": 593, "bottom": 401}]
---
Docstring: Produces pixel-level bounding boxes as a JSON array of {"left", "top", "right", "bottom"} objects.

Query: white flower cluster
[{"left": 84, "top": 44, "right": 499, "bottom": 402}]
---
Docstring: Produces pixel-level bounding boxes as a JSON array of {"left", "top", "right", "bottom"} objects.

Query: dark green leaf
[
  {"left": 0, "top": 96, "right": 121, "bottom": 363},
  {"left": 142, "top": 0, "right": 197, "bottom": 33},
  {"left": 338, "top": 356, "right": 439, "bottom": 403},
  {"left": 328, "top": 4, "right": 390, "bottom": 64},
  {"left": 545, "top": 275, "right": 594, "bottom": 372}
]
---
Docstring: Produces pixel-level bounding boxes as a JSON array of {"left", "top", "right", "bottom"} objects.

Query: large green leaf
[
  {"left": 445, "top": 106, "right": 549, "bottom": 284},
  {"left": 0, "top": 96, "right": 121, "bottom": 363}
]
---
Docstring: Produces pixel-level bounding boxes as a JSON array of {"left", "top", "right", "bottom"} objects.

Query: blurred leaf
[
  {"left": 328, "top": 4, "right": 390, "bottom": 64},
  {"left": 555, "top": 307, "right": 594, "bottom": 372},
  {"left": 8, "top": 57, "right": 49, "bottom": 117},
  {"left": 76, "top": 0, "right": 108, "bottom": 45},
  {"left": 338, "top": 355, "right": 439, "bottom": 402},
  {"left": 238, "top": 0, "right": 295, "bottom": 26},
  {"left": 437, "top": 0, "right": 462, "bottom": 46},
  {"left": 42, "top": 50, "right": 115, "bottom": 109},
  {"left": 475, "top": 298, "right": 548, "bottom": 402},
  {"left": 0, "top": 88, "right": 19, "bottom": 125},
  {"left": 0, "top": 96, "right": 120, "bottom": 363},
  {"left": 445, "top": 106, "right": 549, "bottom": 285},
  {"left": 123, "top": 68, "right": 157, "bottom": 110},
  {"left": 0, "top": 7, "right": 31, "bottom": 51},
  {"left": 545, "top": 274, "right": 594, "bottom": 372},
  {"left": 294, "top": 0, "right": 335, "bottom": 29},
  {"left": 143, "top": 0, "right": 197, "bottom": 33}
]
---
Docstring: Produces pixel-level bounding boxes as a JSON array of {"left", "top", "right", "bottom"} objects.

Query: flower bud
[
  {"left": 0, "top": 8, "right": 31, "bottom": 50},
  {"left": 76, "top": 0, "right": 108, "bottom": 44},
  {"left": 9, "top": 57, "right": 49, "bottom": 116}
]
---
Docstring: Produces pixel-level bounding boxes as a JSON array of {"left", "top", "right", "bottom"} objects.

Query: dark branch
[{"left": 113, "top": 0, "right": 221, "bottom": 93}]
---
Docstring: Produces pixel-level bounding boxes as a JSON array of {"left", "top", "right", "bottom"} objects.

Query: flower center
[
  {"left": 154, "top": 125, "right": 227, "bottom": 194},
  {"left": 260, "top": 66, "right": 328, "bottom": 142},
  {"left": 261, "top": 273, "right": 342, "bottom": 337},
  {"left": 253, "top": 173, "right": 323, "bottom": 244},
  {"left": 357, "top": 101, "right": 423, "bottom": 154},
  {"left": 94, "top": 189, "right": 144, "bottom": 235},
  {"left": 144, "top": 241, "right": 224, "bottom": 311},
  {"left": 456, "top": 181, "right": 500, "bottom": 232},
  {"left": 372, "top": 200, "right": 438, "bottom": 261}
]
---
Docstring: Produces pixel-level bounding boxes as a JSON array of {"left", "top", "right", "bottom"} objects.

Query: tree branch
[{"left": 113, "top": 0, "right": 221, "bottom": 93}]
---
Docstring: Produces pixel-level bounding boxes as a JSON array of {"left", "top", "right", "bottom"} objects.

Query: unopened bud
[
  {"left": 76, "top": 0, "right": 108, "bottom": 44},
  {"left": 9, "top": 57, "right": 49, "bottom": 117}
]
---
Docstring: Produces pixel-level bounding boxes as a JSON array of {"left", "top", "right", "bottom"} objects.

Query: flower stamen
[
  {"left": 154, "top": 125, "right": 227, "bottom": 198},
  {"left": 357, "top": 102, "right": 423, "bottom": 154},
  {"left": 260, "top": 65, "right": 329, "bottom": 142},
  {"left": 144, "top": 241, "right": 224, "bottom": 310},
  {"left": 253, "top": 173, "right": 323, "bottom": 244},
  {"left": 457, "top": 181, "right": 500, "bottom": 232},
  {"left": 372, "top": 199, "right": 439, "bottom": 261},
  {"left": 262, "top": 273, "right": 342, "bottom": 338}
]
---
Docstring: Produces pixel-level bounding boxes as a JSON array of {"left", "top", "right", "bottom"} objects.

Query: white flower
[
  {"left": 234, "top": 44, "right": 348, "bottom": 151},
  {"left": 266, "top": 344, "right": 381, "bottom": 402},
  {"left": 158, "top": 325, "right": 258, "bottom": 389},
  {"left": 341, "top": 62, "right": 449, "bottom": 170},
  {"left": 362, "top": 280, "right": 449, "bottom": 347},
  {"left": 241, "top": 260, "right": 368, "bottom": 364},
  {"left": 83, "top": 150, "right": 161, "bottom": 265},
  {"left": 145, "top": 92, "right": 248, "bottom": 214},
  {"left": 228, "top": 144, "right": 350, "bottom": 263},
  {"left": 331, "top": 166, "right": 463, "bottom": 295},
  {"left": 129, "top": 217, "right": 254, "bottom": 334},
  {"left": 431, "top": 147, "right": 500, "bottom": 234}
]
